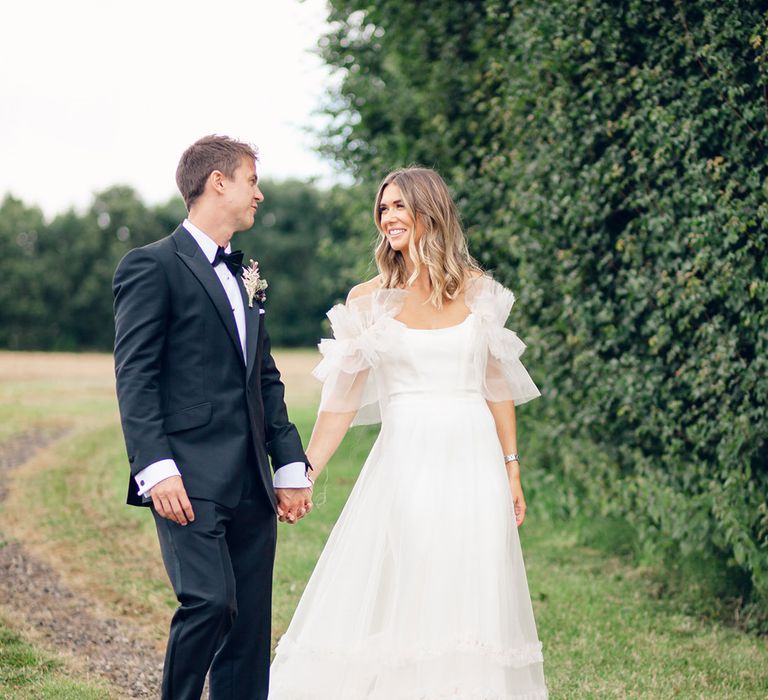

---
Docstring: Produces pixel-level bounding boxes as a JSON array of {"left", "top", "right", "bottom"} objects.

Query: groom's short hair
[{"left": 176, "top": 135, "right": 259, "bottom": 210}]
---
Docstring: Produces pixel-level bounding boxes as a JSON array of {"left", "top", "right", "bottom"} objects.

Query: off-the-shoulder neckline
[
  {"left": 347, "top": 274, "right": 498, "bottom": 304},
  {"left": 396, "top": 313, "right": 474, "bottom": 332},
  {"left": 347, "top": 287, "right": 408, "bottom": 303}
]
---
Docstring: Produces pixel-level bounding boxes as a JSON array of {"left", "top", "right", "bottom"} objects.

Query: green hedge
[{"left": 321, "top": 0, "right": 768, "bottom": 613}]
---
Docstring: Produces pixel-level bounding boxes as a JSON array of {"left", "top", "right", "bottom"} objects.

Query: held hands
[
  {"left": 507, "top": 464, "right": 527, "bottom": 527},
  {"left": 275, "top": 486, "right": 313, "bottom": 524},
  {"left": 148, "top": 476, "right": 312, "bottom": 525},
  {"left": 149, "top": 475, "right": 195, "bottom": 526}
]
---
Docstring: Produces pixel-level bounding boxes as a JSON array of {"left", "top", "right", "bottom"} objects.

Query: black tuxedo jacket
[{"left": 113, "top": 224, "right": 307, "bottom": 509}]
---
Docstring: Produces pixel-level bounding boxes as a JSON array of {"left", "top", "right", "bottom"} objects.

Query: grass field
[
  {"left": 0, "top": 620, "right": 111, "bottom": 699},
  {"left": 1, "top": 350, "right": 767, "bottom": 699}
]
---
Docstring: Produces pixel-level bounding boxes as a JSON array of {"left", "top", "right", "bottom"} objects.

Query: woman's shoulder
[
  {"left": 464, "top": 271, "right": 516, "bottom": 321},
  {"left": 465, "top": 269, "right": 512, "bottom": 292},
  {"left": 324, "top": 275, "right": 404, "bottom": 336},
  {"left": 346, "top": 275, "right": 384, "bottom": 303},
  {"left": 465, "top": 269, "right": 485, "bottom": 284},
  {"left": 339, "top": 275, "right": 407, "bottom": 324}
]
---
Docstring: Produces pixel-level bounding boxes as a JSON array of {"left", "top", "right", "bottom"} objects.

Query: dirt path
[{"left": 0, "top": 429, "right": 164, "bottom": 699}]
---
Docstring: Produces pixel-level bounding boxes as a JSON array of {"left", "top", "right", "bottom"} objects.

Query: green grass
[
  {"left": 0, "top": 623, "right": 110, "bottom": 699},
  {"left": 523, "top": 520, "right": 768, "bottom": 698},
  {"left": 1, "top": 350, "right": 768, "bottom": 698}
]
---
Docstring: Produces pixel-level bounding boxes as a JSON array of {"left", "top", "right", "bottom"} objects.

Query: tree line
[{"left": 0, "top": 180, "right": 375, "bottom": 351}]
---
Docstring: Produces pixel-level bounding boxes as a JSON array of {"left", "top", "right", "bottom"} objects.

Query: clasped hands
[
  {"left": 148, "top": 476, "right": 313, "bottom": 526},
  {"left": 275, "top": 486, "right": 313, "bottom": 524}
]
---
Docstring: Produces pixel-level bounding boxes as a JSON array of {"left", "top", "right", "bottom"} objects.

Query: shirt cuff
[
  {"left": 135, "top": 459, "right": 180, "bottom": 496},
  {"left": 273, "top": 461, "right": 311, "bottom": 488}
]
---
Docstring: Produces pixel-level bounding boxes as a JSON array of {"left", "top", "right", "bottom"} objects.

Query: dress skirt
[{"left": 269, "top": 392, "right": 547, "bottom": 699}]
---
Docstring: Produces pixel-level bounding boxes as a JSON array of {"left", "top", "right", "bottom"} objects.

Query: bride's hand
[
  {"left": 507, "top": 466, "right": 526, "bottom": 527},
  {"left": 275, "top": 487, "right": 313, "bottom": 524}
]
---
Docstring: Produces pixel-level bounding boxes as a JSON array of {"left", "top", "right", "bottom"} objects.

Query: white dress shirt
[{"left": 133, "top": 220, "right": 310, "bottom": 497}]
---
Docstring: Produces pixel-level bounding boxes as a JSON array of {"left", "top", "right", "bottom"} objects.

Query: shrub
[{"left": 321, "top": 0, "right": 768, "bottom": 613}]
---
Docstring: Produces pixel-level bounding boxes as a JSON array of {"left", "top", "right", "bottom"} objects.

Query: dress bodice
[
  {"left": 378, "top": 316, "right": 480, "bottom": 401},
  {"left": 313, "top": 275, "right": 540, "bottom": 425}
]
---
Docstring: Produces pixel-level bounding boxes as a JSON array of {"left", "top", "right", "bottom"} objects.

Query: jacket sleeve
[
  {"left": 258, "top": 312, "right": 309, "bottom": 472},
  {"left": 113, "top": 248, "right": 174, "bottom": 475}
]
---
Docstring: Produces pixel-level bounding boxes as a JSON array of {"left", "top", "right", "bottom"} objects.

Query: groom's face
[{"left": 224, "top": 157, "right": 264, "bottom": 231}]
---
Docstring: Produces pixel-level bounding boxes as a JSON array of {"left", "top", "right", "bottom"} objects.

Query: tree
[{"left": 0, "top": 195, "right": 48, "bottom": 348}]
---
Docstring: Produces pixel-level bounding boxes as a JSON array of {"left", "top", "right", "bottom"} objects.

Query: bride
[{"left": 269, "top": 167, "right": 548, "bottom": 699}]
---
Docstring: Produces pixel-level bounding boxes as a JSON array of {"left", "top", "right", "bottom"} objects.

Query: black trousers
[{"left": 153, "top": 475, "right": 276, "bottom": 700}]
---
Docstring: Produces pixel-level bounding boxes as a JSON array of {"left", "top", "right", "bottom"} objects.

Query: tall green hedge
[{"left": 320, "top": 0, "right": 768, "bottom": 610}]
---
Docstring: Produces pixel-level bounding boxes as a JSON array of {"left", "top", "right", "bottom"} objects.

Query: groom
[{"left": 113, "top": 135, "right": 313, "bottom": 699}]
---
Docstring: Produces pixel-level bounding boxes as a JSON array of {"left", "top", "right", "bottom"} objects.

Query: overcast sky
[{"left": 1, "top": 0, "right": 338, "bottom": 217}]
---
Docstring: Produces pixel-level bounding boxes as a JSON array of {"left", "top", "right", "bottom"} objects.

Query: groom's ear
[{"left": 209, "top": 169, "right": 226, "bottom": 194}]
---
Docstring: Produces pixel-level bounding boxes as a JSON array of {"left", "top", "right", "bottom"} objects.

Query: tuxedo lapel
[
  {"left": 238, "top": 278, "right": 261, "bottom": 379},
  {"left": 172, "top": 226, "right": 244, "bottom": 364}
]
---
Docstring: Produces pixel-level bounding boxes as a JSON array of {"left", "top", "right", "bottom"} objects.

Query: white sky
[{"left": 1, "top": 0, "right": 339, "bottom": 217}]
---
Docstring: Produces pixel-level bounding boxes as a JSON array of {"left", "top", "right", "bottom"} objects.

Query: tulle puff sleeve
[
  {"left": 312, "top": 290, "right": 405, "bottom": 425},
  {"left": 465, "top": 276, "right": 541, "bottom": 405}
]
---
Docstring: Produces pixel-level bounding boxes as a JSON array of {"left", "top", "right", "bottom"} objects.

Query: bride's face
[{"left": 378, "top": 183, "right": 423, "bottom": 253}]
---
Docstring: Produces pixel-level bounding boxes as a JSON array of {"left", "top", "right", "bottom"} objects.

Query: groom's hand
[
  {"left": 149, "top": 476, "right": 195, "bottom": 526},
  {"left": 275, "top": 487, "right": 313, "bottom": 524}
]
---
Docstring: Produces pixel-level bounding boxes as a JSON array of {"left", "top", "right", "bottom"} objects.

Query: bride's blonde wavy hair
[{"left": 373, "top": 167, "right": 481, "bottom": 308}]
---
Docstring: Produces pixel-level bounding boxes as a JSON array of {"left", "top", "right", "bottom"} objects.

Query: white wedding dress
[{"left": 269, "top": 276, "right": 547, "bottom": 699}]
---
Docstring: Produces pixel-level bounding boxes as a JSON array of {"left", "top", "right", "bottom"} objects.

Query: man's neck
[{"left": 187, "top": 210, "right": 233, "bottom": 248}]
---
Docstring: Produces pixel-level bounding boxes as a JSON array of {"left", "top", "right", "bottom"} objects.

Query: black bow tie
[{"left": 213, "top": 247, "right": 244, "bottom": 276}]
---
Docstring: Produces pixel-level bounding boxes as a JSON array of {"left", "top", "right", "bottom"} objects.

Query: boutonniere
[{"left": 242, "top": 259, "right": 268, "bottom": 308}]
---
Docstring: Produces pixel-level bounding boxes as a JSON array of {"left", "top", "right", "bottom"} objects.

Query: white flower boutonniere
[{"left": 242, "top": 259, "right": 268, "bottom": 308}]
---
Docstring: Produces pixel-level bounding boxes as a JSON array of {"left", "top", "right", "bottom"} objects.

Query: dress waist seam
[{"left": 386, "top": 391, "right": 485, "bottom": 402}]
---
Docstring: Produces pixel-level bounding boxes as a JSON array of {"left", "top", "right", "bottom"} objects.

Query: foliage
[
  {"left": 0, "top": 179, "right": 374, "bottom": 350},
  {"left": 0, "top": 188, "right": 167, "bottom": 350},
  {"left": 319, "top": 0, "right": 768, "bottom": 615}
]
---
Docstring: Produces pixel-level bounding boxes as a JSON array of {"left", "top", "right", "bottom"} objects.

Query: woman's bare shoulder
[{"left": 346, "top": 275, "right": 384, "bottom": 303}]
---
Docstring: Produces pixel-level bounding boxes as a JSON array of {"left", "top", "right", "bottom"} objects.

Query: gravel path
[{"left": 0, "top": 429, "right": 164, "bottom": 698}]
